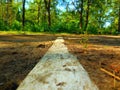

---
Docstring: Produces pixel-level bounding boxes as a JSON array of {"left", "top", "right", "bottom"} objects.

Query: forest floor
[
  {"left": 0, "top": 34, "right": 56, "bottom": 90},
  {"left": 64, "top": 34, "right": 120, "bottom": 90},
  {"left": 0, "top": 33, "right": 120, "bottom": 90}
]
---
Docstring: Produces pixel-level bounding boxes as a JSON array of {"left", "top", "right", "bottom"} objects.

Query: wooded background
[{"left": 0, "top": 0, "right": 120, "bottom": 34}]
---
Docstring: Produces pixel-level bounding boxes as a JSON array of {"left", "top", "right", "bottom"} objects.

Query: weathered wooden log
[{"left": 17, "top": 37, "right": 98, "bottom": 90}]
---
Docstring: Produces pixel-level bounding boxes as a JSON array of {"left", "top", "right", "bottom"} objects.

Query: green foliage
[
  {"left": 0, "top": 0, "right": 119, "bottom": 35},
  {"left": 99, "top": 26, "right": 118, "bottom": 35},
  {"left": 51, "top": 22, "right": 68, "bottom": 33},
  {"left": 31, "top": 24, "right": 41, "bottom": 32},
  {"left": 11, "top": 20, "right": 21, "bottom": 30},
  {"left": 31, "top": 24, "right": 47, "bottom": 32},
  {"left": 111, "top": 29, "right": 118, "bottom": 35},
  {"left": 66, "top": 20, "right": 79, "bottom": 33},
  {"left": 87, "top": 25, "right": 98, "bottom": 34},
  {"left": 23, "top": 23, "right": 48, "bottom": 32},
  {"left": 0, "top": 20, "right": 9, "bottom": 30},
  {"left": 24, "top": 23, "right": 31, "bottom": 31},
  {"left": 50, "top": 21, "right": 79, "bottom": 33},
  {"left": 0, "top": 20, "right": 5, "bottom": 30}
]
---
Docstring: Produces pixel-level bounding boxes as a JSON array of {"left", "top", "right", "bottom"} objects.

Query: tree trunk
[
  {"left": 0, "top": 0, "right": 2, "bottom": 19},
  {"left": 118, "top": 5, "right": 120, "bottom": 32},
  {"left": 79, "top": 0, "right": 83, "bottom": 29},
  {"left": 44, "top": 0, "right": 51, "bottom": 29},
  {"left": 9, "top": 0, "right": 13, "bottom": 25},
  {"left": 6, "top": 2, "right": 9, "bottom": 24},
  {"left": 37, "top": 0, "right": 42, "bottom": 24},
  {"left": 48, "top": 0, "right": 51, "bottom": 27},
  {"left": 84, "top": 0, "right": 90, "bottom": 31},
  {"left": 1, "top": 0, "right": 4, "bottom": 21},
  {"left": 22, "top": 0, "right": 25, "bottom": 30},
  {"left": 38, "top": 4, "right": 40, "bottom": 23}
]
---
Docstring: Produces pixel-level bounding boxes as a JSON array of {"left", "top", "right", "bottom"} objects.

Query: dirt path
[{"left": 17, "top": 37, "right": 98, "bottom": 90}]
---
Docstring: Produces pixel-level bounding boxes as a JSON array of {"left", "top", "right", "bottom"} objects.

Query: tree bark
[
  {"left": 48, "top": 0, "right": 51, "bottom": 27},
  {"left": 22, "top": 0, "right": 25, "bottom": 30},
  {"left": 79, "top": 0, "right": 83, "bottom": 29},
  {"left": 118, "top": 5, "right": 120, "bottom": 32},
  {"left": 37, "top": 0, "right": 42, "bottom": 24},
  {"left": 6, "top": 2, "right": 9, "bottom": 24},
  {"left": 44, "top": 0, "right": 51, "bottom": 29},
  {"left": 38, "top": 4, "right": 40, "bottom": 23},
  {"left": 84, "top": 0, "right": 90, "bottom": 31}
]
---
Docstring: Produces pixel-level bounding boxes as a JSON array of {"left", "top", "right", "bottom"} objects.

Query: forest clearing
[{"left": 0, "top": 33, "right": 120, "bottom": 90}]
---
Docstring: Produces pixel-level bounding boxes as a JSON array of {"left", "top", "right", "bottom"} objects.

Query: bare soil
[
  {"left": 0, "top": 34, "right": 56, "bottom": 90},
  {"left": 0, "top": 34, "right": 120, "bottom": 90},
  {"left": 64, "top": 35, "right": 120, "bottom": 90}
]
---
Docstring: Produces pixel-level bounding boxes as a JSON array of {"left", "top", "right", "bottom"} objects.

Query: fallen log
[
  {"left": 100, "top": 68, "right": 120, "bottom": 81},
  {"left": 17, "top": 37, "right": 98, "bottom": 90}
]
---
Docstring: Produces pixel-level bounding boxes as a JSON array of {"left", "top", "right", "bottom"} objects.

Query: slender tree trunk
[
  {"left": 48, "top": 0, "right": 51, "bottom": 27},
  {"left": 38, "top": 4, "right": 40, "bottom": 23},
  {"left": 1, "top": 1, "right": 4, "bottom": 21},
  {"left": 118, "top": 5, "right": 120, "bottom": 32},
  {"left": 37, "top": 0, "right": 42, "bottom": 24},
  {"left": 0, "top": 0, "right": 3, "bottom": 20},
  {"left": 6, "top": 2, "right": 9, "bottom": 24},
  {"left": 79, "top": 0, "right": 83, "bottom": 29},
  {"left": 84, "top": 0, "right": 90, "bottom": 31},
  {"left": 9, "top": 0, "right": 13, "bottom": 25},
  {"left": 22, "top": 0, "right": 25, "bottom": 30},
  {"left": 44, "top": 0, "right": 51, "bottom": 29},
  {"left": 0, "top": 4, "right": 1, "bottom": 20}
]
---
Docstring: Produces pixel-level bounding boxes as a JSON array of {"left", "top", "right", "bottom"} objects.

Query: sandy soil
[
  {"left": 64, "top": 35, "right": 120, "bottom": 90},
  {"left": 0, "top": 34, "right": 56, "bottom": 90}
]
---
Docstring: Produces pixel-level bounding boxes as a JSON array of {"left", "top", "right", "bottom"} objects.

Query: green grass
[
  {"left": 0, "top": 31, "right": 81, "bottom": 36},
  {"left": 0, "top": 31, "right": 52, "bottom": 35}
]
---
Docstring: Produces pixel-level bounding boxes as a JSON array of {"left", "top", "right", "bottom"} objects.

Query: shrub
[
  {"left": 11, "top": 20, "right": 21, "bottom": 30},
  {"left": 0, "top": 19, "right": 9, "bottom": 30},
  {"left": 87, "top": 25, "right": 98, "bottom": 34}
]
